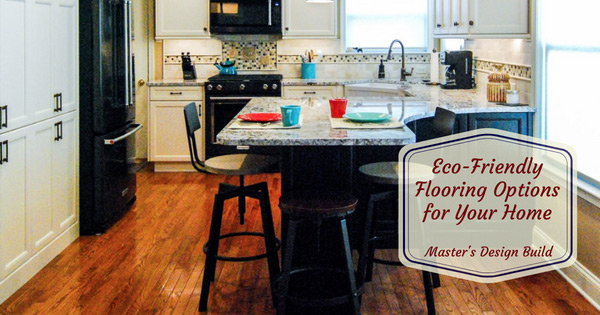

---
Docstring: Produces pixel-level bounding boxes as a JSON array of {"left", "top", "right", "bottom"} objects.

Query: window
[
  {"left": 344, "top": 0, "right": 429, "bottom": 52},
  {"left": 538, "top": 1, "right": 600, "bottom": 187}
]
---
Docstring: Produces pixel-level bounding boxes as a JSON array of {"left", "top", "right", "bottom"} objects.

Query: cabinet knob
[
  {"left": 138, "top": 79, "right": 146, "bottom": 86},
  {"left": 203, "top": 27, "right": 208, "bottom": 32},
  {"left": 436, "top": 24, "right": 442, "bottom": 28},
  {"left": 469, "top": 20, "right": 474, "bottom": 26},
  {"left": 454, "top": 22, "right": 459, "bottom": 26},
  {"left": 285, "top": 27, "right": 289, "bottom": 31}
]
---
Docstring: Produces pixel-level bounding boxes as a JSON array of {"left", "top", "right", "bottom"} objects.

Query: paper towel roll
[{"left": 430, "top": 52, "right": 439, "bottom": 83}]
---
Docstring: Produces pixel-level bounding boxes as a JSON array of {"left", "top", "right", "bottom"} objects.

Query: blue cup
[
  {"left": 301, "top": 63, "right": 316, "bottom": 79},
  {"left": 281, "top": 105, "right": 301, "bottom": 127}
]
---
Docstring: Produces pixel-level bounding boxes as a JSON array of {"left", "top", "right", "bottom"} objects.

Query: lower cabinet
[
  {"left": 148, "top": 86, "right": 203, "bottom": 172},
  {"left": 0, "top": 112, "right": 78, "bottom": 283},
  {"left": 412, "top": 112, "right": 533, "bottom": 141}
]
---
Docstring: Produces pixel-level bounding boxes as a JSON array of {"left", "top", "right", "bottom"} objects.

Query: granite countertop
[
  {"left": 147, "top": 77, "right": 408, "bottom": 87},
  {"left": 217, "top": 82, "right": 535, "bottom": 146}
]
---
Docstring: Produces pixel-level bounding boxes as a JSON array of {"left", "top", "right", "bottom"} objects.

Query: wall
[{"left": 159, "top": 38, "right": 431, "bottom": 81}]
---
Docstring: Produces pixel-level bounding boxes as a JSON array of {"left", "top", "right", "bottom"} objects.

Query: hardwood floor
[{"left": 1, "top": 171, "right": 598, "bottom": 314}]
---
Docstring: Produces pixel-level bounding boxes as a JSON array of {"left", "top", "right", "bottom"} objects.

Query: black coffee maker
[
  {"left": 182, "top": 52, "right": 197, "bottom": 80},
  {"left": 440, "top": 50, "right": 474, "bottom": 89}
]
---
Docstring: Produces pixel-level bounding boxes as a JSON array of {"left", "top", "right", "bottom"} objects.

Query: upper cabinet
[
  {"left": 155, "top": 0, "right": 210, "bottom": 39},
  {"left": 433, "top": 0, "right": 530, "bottom": 38},
  {"left": 283, "top": 0, "right": 338, "bottom": 38}
]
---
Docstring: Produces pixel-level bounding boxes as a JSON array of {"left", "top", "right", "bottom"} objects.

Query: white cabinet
[
  {"left": 0, "top": 113, "right": 77, "bottom": 281},
  {"left": 155, "top": 0, "right": 210, "bottom": 39},
  {"left": 433, "top": 0, "right": 529, "bottom": 38},
  {"left": 0, "top": 0, "right": 78, "bottom": 304},
  {"left": 283, "top": 0, "right": 337, "bottom": 38},
  {"left": 149, "top": 86, "right": 203, "bottom": 171},
  {"left": 283, "top": 85, "right": 343, "bottom": 98}
]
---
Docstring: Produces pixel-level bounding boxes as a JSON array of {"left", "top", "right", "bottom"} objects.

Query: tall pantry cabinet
[{"left": 0, "top": 0, "right": 79, "bottom": 303}]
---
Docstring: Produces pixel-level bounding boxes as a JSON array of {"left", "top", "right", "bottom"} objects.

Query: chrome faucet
[{"left": 386, "top": 39, "right": 412, "bottom": 81}]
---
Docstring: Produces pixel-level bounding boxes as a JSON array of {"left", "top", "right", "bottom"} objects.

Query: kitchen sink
[{"left": 345, "top": 82, "right": 414, "bottom": 97}]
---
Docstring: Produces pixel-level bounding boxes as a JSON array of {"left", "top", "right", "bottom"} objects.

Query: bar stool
[
  {"left": 356, "top": 107, "right": 456, "bottom": 315},
  {"left": 183, "top": 103, "right": 281, "bottom": 312},
  {"left": 277, "top": 191, "right": 362, "bottom": 315}
]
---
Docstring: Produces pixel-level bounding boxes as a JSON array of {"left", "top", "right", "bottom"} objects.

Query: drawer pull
[
  {"left": 0, "top": 140, "right": 8, "bottom": 164},
  {"left": 169, "top": 92, "right": 183, "bottom": 95},
  {"left": 303, "top": 91, "right": 317, "bottom": 95}
]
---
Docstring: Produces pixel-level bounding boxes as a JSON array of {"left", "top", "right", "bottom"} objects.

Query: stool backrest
[
  {"left": 183, "top": 102, "right": 205, "bottom": 172},
  {"left": 432, "top": 107, "right": 456, "bottom": 138}
]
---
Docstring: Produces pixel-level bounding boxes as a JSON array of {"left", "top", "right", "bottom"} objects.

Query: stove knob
[
  {"left": 207, "top": 84, "right": 213, "bottom": 91},
  {"left": 263, "top": 84, "right": 269, "bottom": 90},
  {"left": 239, "top": 84, "right": 246, "bottom": 91},
  {"left": 216, "top": 84, "right": 223, "bottom": 91},
  {"left": 272, "top": 83, "right": 278, "bottom": 90}
]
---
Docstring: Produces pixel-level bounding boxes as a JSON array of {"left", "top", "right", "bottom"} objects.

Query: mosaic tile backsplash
[{"left": 222, "top": 41, "right": 278, "bottom": 70}]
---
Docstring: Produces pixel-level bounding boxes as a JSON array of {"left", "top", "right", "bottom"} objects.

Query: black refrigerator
[{"left": 79, "top": 0, "right": 141, "bottom": 235}]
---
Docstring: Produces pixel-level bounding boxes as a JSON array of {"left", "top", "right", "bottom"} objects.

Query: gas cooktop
[{"left": 207, "top": 74, "right": 283, "bottom": 82}]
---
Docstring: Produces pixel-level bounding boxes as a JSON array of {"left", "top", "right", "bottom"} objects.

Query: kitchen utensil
[
  {"left": 214, "top": 59, "right": 237, "bottom": 75},
  {"left": 281, "top": 105, "right": 301, "bottom": 126},
  {"left": 329, "top": 98, "right": 348, "bottom": 118},
  {"left": 342, "top": 112, "right": 393, "bottom": 123},
  {"left": 237, "top": 112, "right": 282, "bottom": 122}
]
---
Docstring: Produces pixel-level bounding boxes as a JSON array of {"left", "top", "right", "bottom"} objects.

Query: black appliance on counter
[
  {"left": 79, "top": 0, "right": 142, "bottom": 235},
  {"left": 182, "top": 52, "right": 197, "bottom": 80},
  {"left": 210, "top": 0, "right": 282, "bottom": 35},
  {"left": 204, "top": 74, "right": 282, "bottom": 158},
  {"left": 440, "top": 50, "right": 474, "bottom": 89}
]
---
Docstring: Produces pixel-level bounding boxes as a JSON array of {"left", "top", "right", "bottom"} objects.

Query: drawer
[
  {"left": 283, "top": 86, "right": 340, "bottom": 98},
  {"left": 150, "top": 86, "right": 203, "bottom": 101}
]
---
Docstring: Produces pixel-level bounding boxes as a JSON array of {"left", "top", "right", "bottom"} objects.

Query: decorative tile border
[
  {"left": 164, "top": 55, "right": 221, "bottom": 65},
  {"left": 474, "top": 59, "right": 531, "bottom": 81},
  {"left": 278, "top": 53, "right": 430, "bottom": 64},
  {"left": 222, "top": 41, "right": 278, "bottom": 70}
]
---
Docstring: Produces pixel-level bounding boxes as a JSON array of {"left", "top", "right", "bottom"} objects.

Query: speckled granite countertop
[
  {"left": 217, "top": 82, "right": 535, "bottom": 146},
  {"left": 147, "top": 77, "right": 406, "bottom": 87}
]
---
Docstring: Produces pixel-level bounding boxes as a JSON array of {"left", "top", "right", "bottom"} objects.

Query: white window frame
[{"left": 340, "top": 0, "right": 435, "bottom": 54}]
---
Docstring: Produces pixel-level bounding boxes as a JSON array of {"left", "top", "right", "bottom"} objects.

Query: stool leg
[
  {"left": 277, "top": 218, "right": 298, "bottom": 315},
  {"left": 198, "top": 192, "right": 226, "bottom": 312},
  {"left": 339, "top": 218, "right": 361, "bottom": 315},
  {"left": 422, "top": 271, "right": 436, "bottom": 315},
  {"left": 357, "top": 192, "right": 376, "bottom": 287},
  {"left": 257, "top": 182, "right": 280, "bottom": 305},
  {"left": 238, "top": 175, "right": 246, "bottom": 225}
]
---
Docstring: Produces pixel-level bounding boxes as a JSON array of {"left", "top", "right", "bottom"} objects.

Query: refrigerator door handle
[
  {"left": 127, "top": 0, "right": 134, "bottom": 107},
  {"left": 104, "top": 123, "right": 143, "bottom": 145}
]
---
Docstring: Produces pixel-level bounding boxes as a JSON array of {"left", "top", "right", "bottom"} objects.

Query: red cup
[{"left": 329, "top": 98, "right": 348, "bottom": 118}]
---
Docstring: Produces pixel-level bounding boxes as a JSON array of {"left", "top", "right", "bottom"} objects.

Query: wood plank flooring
[{"left": 1, "top": 171, "right": 598, "bottom": 314}]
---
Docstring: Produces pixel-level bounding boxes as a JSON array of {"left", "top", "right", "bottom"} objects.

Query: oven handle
[
  {"left": 104, "top": 124, "right": 143, "bottom": 145},
  {"left": 268, "top": 0, "right": 272, "bottom": 26}
]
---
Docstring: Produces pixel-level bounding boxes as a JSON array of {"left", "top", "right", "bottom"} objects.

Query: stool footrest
[
  {"left": 277, "top": 266, "right": 362, "bottom": 307},
  {"left": 203, "top": 232, "right": 282, "bottom": 262}
]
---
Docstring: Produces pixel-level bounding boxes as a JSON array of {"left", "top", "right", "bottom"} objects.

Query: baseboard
[
  {"left": 0, "top": 223, "right": 79, "bottom": 304},
  {"left": 557, "top": 261, "right": 600, "bottom": 311}
]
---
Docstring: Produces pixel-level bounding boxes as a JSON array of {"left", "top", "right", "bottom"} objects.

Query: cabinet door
[
  {"left": 52, "top": 112, "right": 77, "bottom": 233},
  {"left": 451, "top": 0, "right": 470, "bottom": 34},
  {"left": 0, "top": 0, "right": 28, "bottom": 133},
  {"left": 155, "top": 0, "right": 209, "bottom": 39},
  {"left": 440, "top": 0, "right": 452, "bottom": 34},
  {"left": 27, "top": 0, "right": 54, "bottom": 122},
  {"left": 468, "top": 0, "right": 529, "bottom": 34},
  {"left": 283, "top": 0, "right": 337, "bottom": 38},
  {"left": 149, "top": 101, "right": 201, "bottom": 161},
  {"left": 0, "top": 127, "right": 30, "bottom": 279},
  {"left": 468, "top": 112, "right": 530, "bottom": 135},
  {"left": 433, "top": 0, "right": 445, "bottom": 35},
  {"left": 52, "top": 0, "right": 78, "bottom": 113}
]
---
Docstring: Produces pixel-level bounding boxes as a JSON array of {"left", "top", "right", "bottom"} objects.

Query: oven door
[
  {"left": 209, "top": 0, "right": 282, "bottom": 35},
  {"left": 205, "top": 96, "right": 280, "bottom": 158}
]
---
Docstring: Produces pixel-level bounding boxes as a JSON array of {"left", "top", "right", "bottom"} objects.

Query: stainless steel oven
[{"left": 204, "top": 74, "right": 282, "bottom": 158}]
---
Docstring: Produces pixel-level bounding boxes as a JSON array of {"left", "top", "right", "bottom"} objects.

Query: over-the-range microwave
[{"left": 209, "top": 0, "right": 282, "bottom": 35}]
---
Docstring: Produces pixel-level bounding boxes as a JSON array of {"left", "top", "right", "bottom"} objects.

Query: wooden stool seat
[
  {"left": 358, "top": 162, "right": 433, "bottom": 185},
  {"left": 204, "top": 154, "right": 279, "bottom": 176},
  {"left": 279, "top": 191, "right": 358, "bottom": 217}
]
